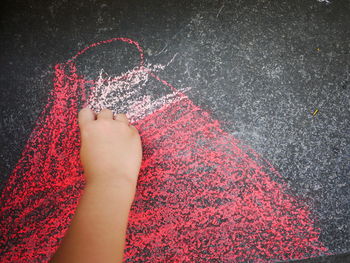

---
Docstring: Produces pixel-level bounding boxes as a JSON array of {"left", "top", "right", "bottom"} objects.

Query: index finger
[{"left": 78, "top": 107, "right": 96, "bottom": 127}]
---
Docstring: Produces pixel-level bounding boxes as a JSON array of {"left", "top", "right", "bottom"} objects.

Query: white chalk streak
[{"left": 88, "top": 64, "right": 191, "bottom": 123}]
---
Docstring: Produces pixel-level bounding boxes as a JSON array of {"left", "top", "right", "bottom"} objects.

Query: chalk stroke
[
  {"left": 0, "top": 38, "right": 328, "bottom": 262},
  {"left": 317, "top": 0, "right": 331, "bottom": 4}
]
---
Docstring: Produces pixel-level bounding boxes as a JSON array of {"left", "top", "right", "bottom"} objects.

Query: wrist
[
  {"left": 85, "top": 177, "right": 137, "bottom": 201},
  {"left": 84, "top": 170, "right": 138, "bottom": 189}
]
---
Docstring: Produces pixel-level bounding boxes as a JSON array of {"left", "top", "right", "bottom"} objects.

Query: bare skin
[{"left": 50, "top": 108, "right": 142, "bottom": 263}]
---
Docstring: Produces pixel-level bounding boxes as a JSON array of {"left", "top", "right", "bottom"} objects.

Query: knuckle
[
  {"left": 100, "top": 108, "right": 112, "bottom": 113},
  {"left": 79, "top": 108, "right": 90, "bottom": 117},
  {"left": 80, "top": 107, "right": 91, "bottom": 113},
  {"left": 83, "top": 121, "right": 96, "bottom": 131},
  {"left": 130, "top": 125, "right": 139, "bottom": 134},
  {"left": 118, "top": 122, "right": 131, "bottom": 130}
]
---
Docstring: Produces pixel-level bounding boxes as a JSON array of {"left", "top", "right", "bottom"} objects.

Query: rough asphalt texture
[{"left": 0, "top": 0, "right": 349, "bottom": 262}]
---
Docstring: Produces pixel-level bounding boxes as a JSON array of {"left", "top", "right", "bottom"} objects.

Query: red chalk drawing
[{"left": 0, "top": 38, "right": 328, "bottom": 262}]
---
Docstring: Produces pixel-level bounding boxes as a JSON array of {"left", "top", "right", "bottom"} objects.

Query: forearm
[{"left": 50, "top": 179, "right": 136, "bottom": 263}]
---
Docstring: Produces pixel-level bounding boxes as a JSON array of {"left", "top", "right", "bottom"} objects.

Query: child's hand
[
  {"left": 78, "top": 108, "right": 142, "bottom": 189},
  {"left": 51, "top": 108, "right": 142, "bottom": 262}
]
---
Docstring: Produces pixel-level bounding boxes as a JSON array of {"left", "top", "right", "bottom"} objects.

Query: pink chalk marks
[{"left": 0, "top": 38, "right": 327, "bottom": 262}]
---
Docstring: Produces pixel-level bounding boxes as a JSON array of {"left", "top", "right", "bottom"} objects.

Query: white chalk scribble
[{"left": 317, "top": 0, "right": 331, "bottom": 5}]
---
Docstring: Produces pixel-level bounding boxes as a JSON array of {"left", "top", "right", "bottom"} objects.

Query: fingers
[
  {"left": 97, "top": 109, "right": 129, "bottom": 124},
  {"left": 129, "top": 124, "right": 140, "bottom": 134},
  {"left": 114, "top": 113, "right": 129, "bottom": 124},
  {"left": 79, "top": 108, "right": 131, "bottom": 125},
  {"left": 97, "top": 109, "right": 114, "bottom": 120},
  {"left": 78, "top": 108, "right": 96, "bottom": 127}
]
